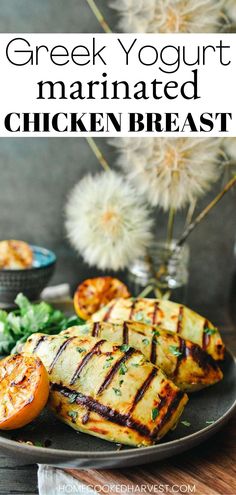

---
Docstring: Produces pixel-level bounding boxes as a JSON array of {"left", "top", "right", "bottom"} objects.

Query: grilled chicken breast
[
  {"left": 23, "top": 333, "right": 188, "bottom": 447},
  {"left": 62, "top": 323, "right": 223, "bottom": 392},
  {"left": 91, "top": 298, "right": 225, "bottom": 361}
]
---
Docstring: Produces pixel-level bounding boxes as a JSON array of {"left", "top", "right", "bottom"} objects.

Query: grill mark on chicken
[
  {"left": 55, "top": 401, "right": 63, "bottom": 414},
  {"left": 150, "top": 336, "right": 157, "bottom": 364},
  {"left": 187, "top": 342, "right": 219, "bottom": 371},
  {"left": 129, "top": 299, "right": 137, "bottom": 319},
  {"left": 177, "top": 306, "right": 184, "bottom": 334},
  {"left": 32, "top": 335, "right": 47, "bottom": 354},
  {"left": 103, "top": 303, "right": 116, "bottom": 322},
  {"left": 92, "top": 322, "right": 100, "bottom": 337},
  {"left": 151, "top": 389, "right": 185, "bottom": 439},
  {"left": 70, "top": 340, "right": 106, "bottom": 385},
  {"left": 202, "top": 319, "right": 210, "bottom": 351},
  {"left": 174, "top": 338, "right": 186, "bottom": 377},
  {"left": 129, "top": 369, "right": 157, "bottom": 414},
  {"left": 97, "top": 348, "right": 135, "bottom": 395},
  {"left": 123, "top": 322, "right": 129, "bottom": 345},
  {"left": 52, "top": 383, "right": 152, "bottom": 439},
  {"left": 152, "top": 302, "right": 159, "bottom": 325},
  {"left": 82, "top": 412, "right": 90, "bottom": 424},
  {"left": 48, "top": 337, "right": 76, "bottom": 374}
]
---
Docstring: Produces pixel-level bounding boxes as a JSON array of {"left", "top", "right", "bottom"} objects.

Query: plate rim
[{"left": 0, "top": 350, "right": 235, "bottom": 460}]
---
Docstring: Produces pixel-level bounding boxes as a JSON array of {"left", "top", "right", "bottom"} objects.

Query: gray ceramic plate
[{"left": 0, "top": 350, "right": 235, "bottom": 468}]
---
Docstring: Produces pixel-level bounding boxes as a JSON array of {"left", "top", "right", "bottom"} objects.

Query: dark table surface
[{"left": 1, "top": 321, "right": 236, "bottom": 495}]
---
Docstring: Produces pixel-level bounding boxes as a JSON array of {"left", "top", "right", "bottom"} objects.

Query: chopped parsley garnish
[
  {"left": 103, "top": 362, "right": 111, "bottom": 369},
  {"left": 132, "top": 363, "right": 139, "bottom": 367},
  {"left": 151, "top": 408, "right": 159, "bottom": 421},
  {"left": 103, "top": 356, "right": 114, "bottom": 369},
  {"left": 68, "top": 411, "right": 78, "bottom": 420},
  {"left": 134, "top": 312, "right": 144, "bottom": 322},
  {"left": 119, "top": 380, "right": 124, "bottom": 387},
  {"left": 181, "top": 420, "right": 191, "bottom": 427},
  {"left": 113, "top": 387, "right": 122, "bottom": 396},
  {"left": 133, "top": 311, "right": 151, "bottom": 325},
  {"left": 142, "top": 338, "right": 150, "bottom": 346},
  {"left": 204, "top": 328, "right": 218, "bottom": 336},
  {"left": 169, "top": 345, "right": 182, "bottom": 357},
  {"left": 68, "top": 394, "right": 77, "bottom": 404},
  {"left": 76, "top": 347, "right": 86, "bottom": 353},
  {"left": 152, "top": 330, "right": 160, "bottom": 337},
  {"left": 120, "top": 344, "right": 131, "bottom": 352},
  {"left": 119, "top": 362, "right": 128, "bottom": 375}
]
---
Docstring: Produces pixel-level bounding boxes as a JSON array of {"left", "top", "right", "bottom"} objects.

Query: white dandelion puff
[
  {"left": 111, "top": 138, "right": 222, "bottom": 211},
  {"left": 224, "top": 0, "right": 236, "bottom": 22},
  {"left": 223, "top": 138, "right": 236, "bottom": 160},
  {"left": 65, "top": 171, "right": 153, "bottom": 271},
  {"left": 110, "top": 0, "right": 224, "bottom": 33}
]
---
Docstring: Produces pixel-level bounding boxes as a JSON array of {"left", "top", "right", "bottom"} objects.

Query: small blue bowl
[{"left": 0, "top": 245, "right": 56, "bottom": 306}]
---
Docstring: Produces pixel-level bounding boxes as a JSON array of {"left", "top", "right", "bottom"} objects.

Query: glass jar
[{"left": 128, "top": 240, "right": 190, "bottom": 303}]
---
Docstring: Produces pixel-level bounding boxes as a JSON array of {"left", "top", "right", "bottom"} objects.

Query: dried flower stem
[
  {"left": 137, "top": 284, "right": 154, "bottom": 298},
  {"left": 86, "top": 137, "right": 111, "bottom": 171},
  {"left": 177, "top": 175, "right": 236, "bottom": 248},
  {"left": 144, "top": 174, "right": 236, "bottom": 299},
  {"left": 86, "top": 0, "right": 112, "bottom": 33},
  {"left": 185, "top": 199, "right": 197, "bottom": 228},
  {"left": 167, "top": 207, "right": 175, "bottom": 244}
]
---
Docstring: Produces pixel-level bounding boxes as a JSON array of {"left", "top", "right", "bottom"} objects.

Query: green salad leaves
[{"left": 0, "top": 293, "right": 85, "bottom": 355}]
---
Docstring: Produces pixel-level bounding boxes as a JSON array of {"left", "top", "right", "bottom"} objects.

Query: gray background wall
[{"left": 0, "top": 1, "right": 235, "bottom": 326}]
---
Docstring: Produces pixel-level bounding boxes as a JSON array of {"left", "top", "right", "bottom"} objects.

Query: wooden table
[{"left": 1, "top": 328, "right": 236, "bottom": 495}]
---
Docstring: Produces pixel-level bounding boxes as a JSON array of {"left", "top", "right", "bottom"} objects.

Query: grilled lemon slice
[
  {"left": 74, "top": 277, "right": 130, "bottom": 320},
  {"left": 0, "top": 354, "right": 49, "bottom": 430}
]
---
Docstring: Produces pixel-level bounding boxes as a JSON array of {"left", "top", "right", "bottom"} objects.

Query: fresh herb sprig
[
  {"left": 169, "top": 345, "right": 182, "bottom": 357},
  {"left": 0, "top": 293, "right": 85, "bottom": 355}
]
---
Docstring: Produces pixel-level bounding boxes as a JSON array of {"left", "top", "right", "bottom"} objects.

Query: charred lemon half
[
  {"left": 0, "top": 354, "right": 49, "bottom": 430},
  {"left": 74, "top": 276, "right": 130, "bottom": 320}
]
